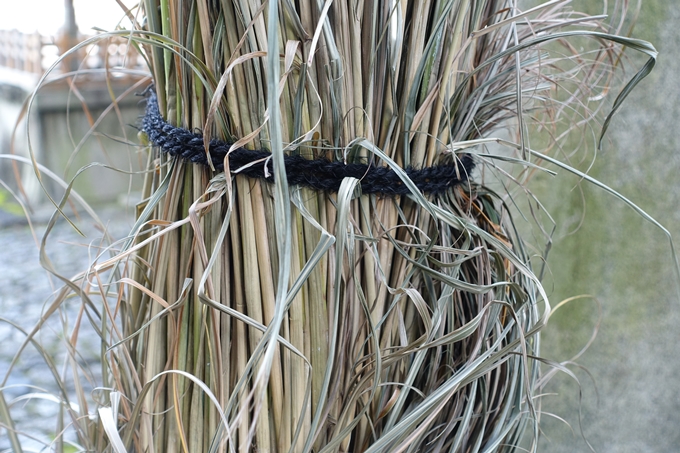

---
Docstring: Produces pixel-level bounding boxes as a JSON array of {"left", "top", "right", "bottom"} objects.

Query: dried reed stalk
[
  {"left": 4, "top": 1, "right": 658, "bottom": 452},
  {"left": 104, "top": 1, "right": 657, "bottom": 451}
]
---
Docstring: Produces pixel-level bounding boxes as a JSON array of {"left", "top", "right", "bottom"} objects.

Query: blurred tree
[{"left": 57, "top": 0, "right": 79, "bottom": 72}]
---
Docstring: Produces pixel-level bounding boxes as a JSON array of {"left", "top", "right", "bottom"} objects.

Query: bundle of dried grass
[{"left": 1, "top": 1, "right": 660, "bottom": 452}]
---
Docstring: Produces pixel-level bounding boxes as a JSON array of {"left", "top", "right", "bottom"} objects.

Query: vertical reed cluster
[
  {"left": 6, "top": 1, "right": 656, "bottom": 452},
  {"left": 117, "top": 2, "right": 543, "bottom": 450}
]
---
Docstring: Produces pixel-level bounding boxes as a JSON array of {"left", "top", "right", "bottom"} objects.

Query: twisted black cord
[{"left": 142, "top": 90, "right": 475, "bottom": 195}]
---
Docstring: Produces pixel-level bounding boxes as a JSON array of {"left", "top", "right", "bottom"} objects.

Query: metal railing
[
  {"left": 0, "top": 29, "right": 146, "bottom": 77},
  {"left": 0, "top": 30, "right": 43, "bottom": 74}
]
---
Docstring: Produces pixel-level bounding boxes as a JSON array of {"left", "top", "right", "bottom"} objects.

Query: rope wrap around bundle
[{"left": 142, "top": 90, "right": 475, "bottom": 195}]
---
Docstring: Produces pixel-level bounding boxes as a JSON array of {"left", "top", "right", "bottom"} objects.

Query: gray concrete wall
[
  {"left": 0, "top": 67, "right": 42, "bottom": 208},
  {"left": 35, "top": 83, "right": 146, "bottom": 206},
  {"left": 530, "top": 1, "right": 680, "bottom": 451},
  {"left": 0, "top": 73, "right": 146, "bottom": 210}
]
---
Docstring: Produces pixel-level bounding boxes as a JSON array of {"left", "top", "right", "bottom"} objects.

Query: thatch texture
[{"left": 1, "top": 1, "right": 660, "bottom": 452}]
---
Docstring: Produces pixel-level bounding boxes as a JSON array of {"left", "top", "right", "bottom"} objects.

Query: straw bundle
[
  {"left": 3, "top": 1, "right": 658, "bottom": 452},
  {"left": 113, "top": 2, "right": 547, "bottom": 450}
]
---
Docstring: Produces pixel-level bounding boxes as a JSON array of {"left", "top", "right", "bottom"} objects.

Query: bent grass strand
[{"left": 0, "top": 1, "right": 663, "bottom": 452}]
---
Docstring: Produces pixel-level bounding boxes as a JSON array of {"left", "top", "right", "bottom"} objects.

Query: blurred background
[
  {"left": 0, "top": 2, "right": 144, "bottom": 450},
  {"left": 531, "top": 1, "right": 680, "bottom": 451},
  {"left": 0, "top": 1, "right": 677, "bottom": 451},
  {"left": 0, "top": 0, "right": 145, "bottom": 210}
]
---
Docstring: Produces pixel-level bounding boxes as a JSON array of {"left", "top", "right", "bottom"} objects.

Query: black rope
[{"left": 142, "top": 90, "right": 475, "bottom": 195}]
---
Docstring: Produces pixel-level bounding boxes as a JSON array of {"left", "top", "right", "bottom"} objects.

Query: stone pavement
[{"left": 0, "top": 205, "right": 134, "bottom": 450}]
